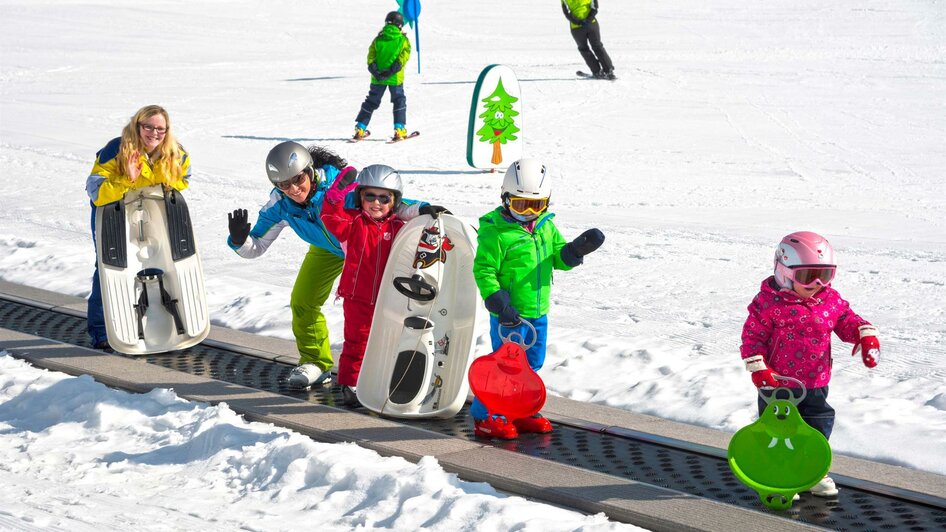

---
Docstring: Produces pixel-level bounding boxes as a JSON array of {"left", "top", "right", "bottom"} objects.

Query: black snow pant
[
  {"left": 355, "top": 83, "right": 406, "bottom": 129},
  {"left": 570, "top": 22, "right": 614, "bottom": 75}
]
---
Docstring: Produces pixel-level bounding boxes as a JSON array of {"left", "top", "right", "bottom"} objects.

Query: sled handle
[
  {"left": 499, "top": 319, "right": 537, "bottom": 350},
  {"left": 759, "top": 375, "right": 807, "bottom": 405},
  {"left": 393, "top": 273, "right": 438, "bottom": 302}
]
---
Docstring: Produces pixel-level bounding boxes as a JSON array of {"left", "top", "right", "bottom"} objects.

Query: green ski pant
[{"left": 291, "top": 245, "right": 344, "bottom": 371}]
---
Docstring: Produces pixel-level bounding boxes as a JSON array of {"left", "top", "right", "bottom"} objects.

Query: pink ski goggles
[{"left": 785, "top": 265, "right": 837, "bottom": 288}]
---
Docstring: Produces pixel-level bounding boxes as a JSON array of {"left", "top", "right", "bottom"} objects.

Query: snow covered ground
[{"left": 1, "top": 0, "right": 944, "bottom": 528}]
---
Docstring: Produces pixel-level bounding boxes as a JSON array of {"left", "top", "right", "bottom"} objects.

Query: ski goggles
[
  {"left": 507, "top": 196, "right": 549, "bottom": 216},
  {"left": 363, "top": 192, "right": 393, "bottom": 204},
  {"left": 789, "top": 265, "right": 836, "bottom": 287},
  {"left": 276, "top": 171, "right": 308, "bottom": 192}
]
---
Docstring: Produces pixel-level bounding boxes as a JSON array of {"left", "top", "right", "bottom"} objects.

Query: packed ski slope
[{"left": 1, "top": 0, "right": 944, "bottom": 528}]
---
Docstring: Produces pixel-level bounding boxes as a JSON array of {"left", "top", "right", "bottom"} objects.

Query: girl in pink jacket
[{"left": 740, "top": 231, "right": 880, "bottom": 497}]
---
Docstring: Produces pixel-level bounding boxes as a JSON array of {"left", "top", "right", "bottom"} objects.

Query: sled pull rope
[{"left": 381, "top": 216, "right": 445, "bottom": 416}]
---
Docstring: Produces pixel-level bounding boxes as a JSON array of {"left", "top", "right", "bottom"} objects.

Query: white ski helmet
[
  {"left": 502, "top": 158, "right": 551, "bottom": 199},
  {"left": 773, "top": 231, "right": 837, "bottom": 290},
  {"left": 355, "top": 164, "right": 403, "bottom": 205},
  {"left": 265, "top": 141, "right": 314, "bottom": 187}
]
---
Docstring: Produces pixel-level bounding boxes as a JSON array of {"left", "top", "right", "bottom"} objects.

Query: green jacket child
[
  {"left": 354, "top": 11, "right": 412, "bottom": 141},
  {"left": 469, "top": 159, "right": 605, "bottom": 440}
]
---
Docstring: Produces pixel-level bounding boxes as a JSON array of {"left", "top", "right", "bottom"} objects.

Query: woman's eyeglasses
[
  {"left": 276, "top": 171, "right": 308, "bottom": 191},
  {"left": 790, "top": 266, "right": 836, "bottom": 288},
  {"left": 508, "top": 196, "right": 548, "bottom": 215},
  {"left": 139, "top": 123, "right": 168, "bottom": 135},
  {"left": 363, "top": 192, "right": 393, "bottom": 204}
]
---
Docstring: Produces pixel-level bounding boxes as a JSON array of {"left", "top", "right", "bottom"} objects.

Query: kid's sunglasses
[
  {"left": 508, "top": 196, "right": 548, "bottom": 216},
  {"left": 363, "top": 192, "right": 393, "bottom": 204},
  {"left": 790, "top": 266, "right": 837, "bottom": 287}
]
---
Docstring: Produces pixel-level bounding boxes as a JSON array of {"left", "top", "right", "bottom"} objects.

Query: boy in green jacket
[
  {"left": 353, "top": 11, "right": 412, "bottom": 142},
  {"left": 471, "top": 158, "right": 605, "bottom": 439}
]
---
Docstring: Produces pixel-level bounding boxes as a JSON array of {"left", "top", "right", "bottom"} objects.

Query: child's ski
[
  {"left": 349, "top": 130, "right": 371, "bottom": 143},
  {"left": 387, "top": 131, "right": 420, "bottom": 144}
]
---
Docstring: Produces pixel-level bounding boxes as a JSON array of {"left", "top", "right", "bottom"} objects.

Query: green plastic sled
[{"left": 727, "top": 376, "right": 832, "bottom": 510}]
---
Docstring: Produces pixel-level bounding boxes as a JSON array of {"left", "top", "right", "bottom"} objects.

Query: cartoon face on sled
[{"left": 727, "top": 376, "right": 832, "bottom": 510}]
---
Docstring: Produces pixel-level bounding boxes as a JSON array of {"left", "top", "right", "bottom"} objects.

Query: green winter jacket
[
  {"left": 368, "top": 24, "right": 411, "bottom": 86},
  {"left": 561, "top": 0, "right": 598, "bottom": 30},
  {"left": 473, "top": 208, "right": 573, "bottom": 319}
]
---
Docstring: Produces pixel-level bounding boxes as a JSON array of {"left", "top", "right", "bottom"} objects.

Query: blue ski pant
[
  {"left": 87, "top": 204, "right": 107, "bottom": 345},
  {"left": 355, "top": 83, "right": 406, "bottom": 129},
  {"left": 470, "top": 314, "right": 549, "bottom": 421},
  {"left": 758, "top": 385, "right": 835, "bottom": 440}
]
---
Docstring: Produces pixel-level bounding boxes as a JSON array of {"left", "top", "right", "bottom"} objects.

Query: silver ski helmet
[
  {"left": 265, "top": 141, "right": 314, "bottom": 187},
  {"left": 385, "top": 11, "right": 404, "bottom": 28},
  {"left": 355, "top": 164, "right": 403, "bottom": 206}
]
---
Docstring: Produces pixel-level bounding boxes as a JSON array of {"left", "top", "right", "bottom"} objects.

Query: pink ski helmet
[{"left": 773, "top": 231, "right": 837, "bottom": 290}]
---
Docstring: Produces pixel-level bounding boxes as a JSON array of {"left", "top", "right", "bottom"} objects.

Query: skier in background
[
  {"left": 740, "top": 231, "right": 880, "bottom": 497},
  {"left": 85, "top": 104, "right": 191, "bottom": 350},
  {"left": 470, "top": 158, "right": 605, "bottom": 439},
  {"left": 353, "top": 11, "right": 412, "bottom": 142},
  {"left": 561, "top": 0, "right": 615, "bottom": 80},
  {"left": 321, "top": 165, "right": 447, "bottom": 406}
]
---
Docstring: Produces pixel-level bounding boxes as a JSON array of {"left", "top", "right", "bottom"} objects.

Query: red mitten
[
  {"left": 852, "top": 325, "right": 880, "bottom": 368},
  {"left": 744, "top": 355, "right": 780, "bottom": 388}
]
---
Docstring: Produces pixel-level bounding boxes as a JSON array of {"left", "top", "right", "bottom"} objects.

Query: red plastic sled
[{"left": 468, "top": 323, "right": 546, "bottom": 419}]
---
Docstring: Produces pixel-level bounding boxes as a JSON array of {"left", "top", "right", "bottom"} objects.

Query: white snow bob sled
[
  {"left": 95, "top": 185, "right": 210, "bottom": 354},
  {"left": 357, "top": 212, "right": 482, "bottom": 418},
  {"left": 727, "top": 376, "right": 832, "bottom": 510}
]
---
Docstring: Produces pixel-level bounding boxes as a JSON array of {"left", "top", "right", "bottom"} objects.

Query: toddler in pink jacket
[{"left": 740, "top": 231, "right": 880, "bottom": 497}]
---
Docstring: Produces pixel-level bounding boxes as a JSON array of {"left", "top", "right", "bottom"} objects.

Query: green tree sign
[{"left": 476, "top": 79, "right": 520, "bottom": 164}]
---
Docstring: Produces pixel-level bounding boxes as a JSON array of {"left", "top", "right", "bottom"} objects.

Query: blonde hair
[{"left": 117, "top": 105, "right": 185, "bottom": 184}]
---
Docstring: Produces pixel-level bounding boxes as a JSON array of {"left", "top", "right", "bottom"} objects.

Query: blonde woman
[{"left": 85, "top": 105, "right": 192, "bottom": 349}]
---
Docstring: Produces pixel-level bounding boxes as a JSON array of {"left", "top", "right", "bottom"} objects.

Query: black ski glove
[
  {"left": 484, "top": 290, "right": 522, "bottom": 327},
  {"left": 335, "top": 166, "right": 358, "bottom": 191},
  {"left": 561, "top": 228, "right": 605, "bottom": 267},
  {"left": 228, "top": 208, "right": 251, "bottom": 247},
  {"left": 368, "top": 63, "right": 382, "bottom": 77},
  {"left": 419, "top": 204, "right": 451, "bottom": 217},
  {"left": 388, "top": 61, "right": 403, "bottom": 74}
]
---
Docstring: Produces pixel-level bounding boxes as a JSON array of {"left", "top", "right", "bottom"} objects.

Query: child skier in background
[
  {"left": 740, "top": 231, "right": 880, "bottom": 497},
  {"left": 353, "top": 11, "right": 412, "bottom": 142},
  {"left": 321, "top": 165, "right": 446, "bottom": 406},
  {"left": 471, "top": 158, "right": 605, "bottom": 439}
]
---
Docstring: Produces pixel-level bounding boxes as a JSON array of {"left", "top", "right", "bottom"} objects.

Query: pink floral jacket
[{"left": 740, "top": 277, "right": 869, "bottom": 388}]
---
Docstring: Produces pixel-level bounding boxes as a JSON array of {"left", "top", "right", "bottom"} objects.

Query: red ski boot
[
  {"left": 473, "top": 416, "right": 518, "bottom": 439},
  {"left": 513, "top": 414, "right": 553, "bottom": 434}
]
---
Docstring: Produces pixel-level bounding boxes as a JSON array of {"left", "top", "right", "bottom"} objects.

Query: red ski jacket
[{"left": 321, "top": 198, "right": 405, "bottom": 305}]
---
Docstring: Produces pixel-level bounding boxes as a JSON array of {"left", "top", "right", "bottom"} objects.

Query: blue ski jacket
[{"left": 228, "top": 164, "right": 423, "bottom": 259}]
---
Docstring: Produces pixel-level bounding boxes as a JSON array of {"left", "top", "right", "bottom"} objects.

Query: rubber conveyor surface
[{"left": 1, "top": 294, "right": 944, "bottom": 531}]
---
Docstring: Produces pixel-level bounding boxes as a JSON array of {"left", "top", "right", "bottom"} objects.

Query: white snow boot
[
  {"left": 288, "top": 363, "right": 332, "bottom": 389},
  {"left": 809, "top": 476, "right": 839, "bottom": 497}
]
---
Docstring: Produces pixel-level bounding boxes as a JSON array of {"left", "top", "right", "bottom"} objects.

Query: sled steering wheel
[{"left": 393, "top": 274, "right": 438, "bottom": 302}]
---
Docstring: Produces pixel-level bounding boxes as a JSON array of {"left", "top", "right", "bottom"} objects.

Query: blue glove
[
  {"left": 561, "top": 228, "right": 605, "bottom": 266},
  {"left": 368, "top": 63, "right": 382, "bottom": 77},
  {"left": 484, "top": 290, "right": 522, "bottom": 327}
]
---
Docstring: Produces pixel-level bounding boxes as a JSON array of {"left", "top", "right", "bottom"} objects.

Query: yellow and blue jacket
[
  {"left": 85, "top": 137, "right": 191, "bottom": 206},
  {"left": 561, "top": 0, "right": 599, "bottom": 30}
]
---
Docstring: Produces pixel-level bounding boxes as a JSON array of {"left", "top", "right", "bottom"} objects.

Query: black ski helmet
[{"left": 385, "top": 11, "right": 404, "bottom": 28}]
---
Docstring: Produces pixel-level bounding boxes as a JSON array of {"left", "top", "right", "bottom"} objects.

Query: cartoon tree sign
[
  {"left": 467, "top": 65, "right": 523, "bottom": 169},
  {"left": 476, "top": 79, "right": 520, "bottom": 164}
]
